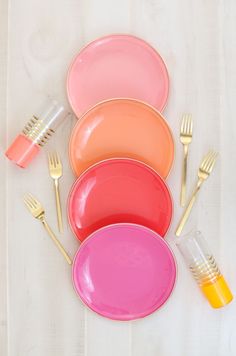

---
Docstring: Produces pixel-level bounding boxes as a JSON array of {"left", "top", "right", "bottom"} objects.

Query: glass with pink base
[{"left": 5, "top": 98, "right": 71, "bottom": 168}]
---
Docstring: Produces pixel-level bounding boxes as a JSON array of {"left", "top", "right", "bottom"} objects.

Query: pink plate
[
  {"left": 67, "top": 34, "right": 169, "bottom": 116},
  {"left": 72, "top": 223, "right": 176, "bottom": 321},
  {"left": 68, "top": 159, "right": 173, "bottom": 242}
]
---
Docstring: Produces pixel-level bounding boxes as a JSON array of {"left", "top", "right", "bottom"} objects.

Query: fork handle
[
  {"left": 176, "top": 178, "right": 203, "bottom": 236},
  {"left": 41, "top": 219, "right": 72, "bottom": 265},
  {"left": 180, "top": 144, "right": 189, "bottom": 207},
  {"left": 54, "top": 179, "right": 63, "bottom": 233}
]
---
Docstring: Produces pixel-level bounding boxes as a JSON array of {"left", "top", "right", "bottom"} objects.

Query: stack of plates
[{"left": 66, "top": 34, "right": 176, "bottom": 320}]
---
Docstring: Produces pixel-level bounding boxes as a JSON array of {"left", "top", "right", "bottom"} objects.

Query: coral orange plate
[{"left": 69, "top": 99, "right": 174, "bottom": 179}]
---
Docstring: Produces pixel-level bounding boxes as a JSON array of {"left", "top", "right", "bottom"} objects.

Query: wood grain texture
[
  {"left": 1, "top": 0, "right": 236, "bottom": 355},
  {"left": 0, "top": 0, "right": 8, "bottom": 355}
]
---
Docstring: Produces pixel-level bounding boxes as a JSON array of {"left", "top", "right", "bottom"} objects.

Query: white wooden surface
[{"left": 1, "top": 1, "right": 236, "bottom": 355}]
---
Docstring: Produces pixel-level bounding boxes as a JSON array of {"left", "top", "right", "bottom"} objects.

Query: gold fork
[
  {"left": 180, "top": 114, "right": 193, "bottom": 207},
  {"left": 48, "top": 152, "right": 63, "bottom": 232},
  {"left": 176, "top": 150, "right": 218, "bottom": 236},
  {"left": 24, "top": 193, "right": 72, "bottom": 265}
]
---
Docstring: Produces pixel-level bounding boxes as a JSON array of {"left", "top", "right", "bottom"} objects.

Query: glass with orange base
[{"left": 176, "top": 231, "right": 233, "bottom": 308}]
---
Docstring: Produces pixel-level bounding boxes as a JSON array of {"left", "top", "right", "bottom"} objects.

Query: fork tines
[
  {"left": 181, "top": 114, "right": 193, "bottom": 137},
  {"left": 48, "top": 152, "right": 62, "bottom": 168},
  {"left": 200, "top": 150, "right": 218, "bottom": 173},
  {"left": 24, "top": 193, "right": 38, "bottom": 210}
]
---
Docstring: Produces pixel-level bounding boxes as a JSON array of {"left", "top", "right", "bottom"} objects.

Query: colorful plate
[
  {"left": 69, "top": 99, "right": 174, "bottom": 178},
  {"left": 68, "top": 159, "right": 173, "bottom": 242},
  {"left": 72, "top": 223, "right": 176, "bottom": 321},
  {"left": 67, "top": 34, "right": 169, "bottom": 116}
]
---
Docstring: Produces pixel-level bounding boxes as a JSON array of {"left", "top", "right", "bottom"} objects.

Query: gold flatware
[
  {"left": 176, "top": 150, "right": 218, "bottom": 236},
  {"left": 24, "top": 193, "right": 72, "bottom": 265},
  {"left": 48, "top": 152, "right": 63, "bottom": 232},
  {"left": 180, "top": 114, "right": 193, "bottom": 207}
]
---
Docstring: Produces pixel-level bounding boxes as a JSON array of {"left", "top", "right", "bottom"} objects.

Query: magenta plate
[
  {"left": 67, "top": 34, "right": 169, "bottom": 116},
  {"left": 72, "top": 224, "right": 176, "bottom": 321}
]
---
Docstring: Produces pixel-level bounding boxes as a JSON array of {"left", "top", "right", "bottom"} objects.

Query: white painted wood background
[{"left": 1, "top": 0, "right": 236, "bottom": 355}]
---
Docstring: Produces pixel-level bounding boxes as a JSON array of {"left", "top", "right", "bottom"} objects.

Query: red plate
[{"left": 68, "top": 159, "right": 173, "bottom": 242}]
